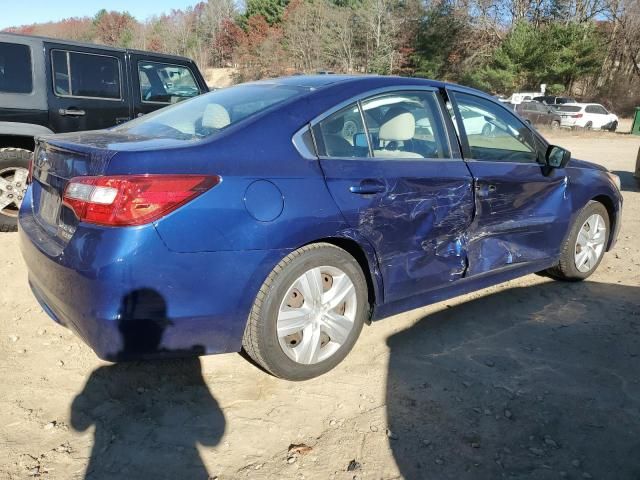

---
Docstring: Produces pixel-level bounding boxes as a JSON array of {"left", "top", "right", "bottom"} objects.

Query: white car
[{"left": 556, "top": 103, "right": 619, "bottom": 131}]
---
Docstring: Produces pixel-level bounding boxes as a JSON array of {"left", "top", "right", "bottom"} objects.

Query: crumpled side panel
[{"left": 464, "top": 163, "right": 570, "bottom": 276}]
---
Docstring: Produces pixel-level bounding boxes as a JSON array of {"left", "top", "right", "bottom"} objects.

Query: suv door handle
[
  {"left": 58, "top": 108, "right": 86, "bottom": 117},
  {"left": 350, "top": 180, "right": 386, "bottom": 195}
]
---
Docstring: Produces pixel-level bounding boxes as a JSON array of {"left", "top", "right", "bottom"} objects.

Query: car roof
[{"left": 0, "top": 32, "right": 195, "bottom": 63}]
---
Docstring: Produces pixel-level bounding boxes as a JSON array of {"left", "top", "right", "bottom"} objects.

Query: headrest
[
  {"left": 379, "top": 107, "right": 415, "bottom": 141},
  {"left": 202, "top": 103, "right": 230, "bottom": 130},
  {"left": 324, "top": 115, "right": 344, "bottom": 135}
]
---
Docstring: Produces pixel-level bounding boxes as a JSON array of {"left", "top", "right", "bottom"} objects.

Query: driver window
[
  {"left": 138, "top": 61, "right": 199, "bottom": 104},
  {"left": 452, "top": 92, "right": 538, "bottom": 163}
]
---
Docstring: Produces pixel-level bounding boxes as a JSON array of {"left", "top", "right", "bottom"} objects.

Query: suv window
[
  {"left": 138, "top": 61, "right": 199, "bottom": 104},
  {"left": 586, "top": 105, "right": 608, "bottom": 115},
  {"left": 0, "top": 42, "right": 32, "bottom": 94},
  {"left": 452, "top": 92, "right": 538, "bottom": 163},
  {"left": 52, "top": 50, "right": 121, "bottom": 100}
]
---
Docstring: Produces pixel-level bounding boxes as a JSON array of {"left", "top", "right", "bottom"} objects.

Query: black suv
[{"left": 0, "top": 33, "right": 209, "bottom": 231}]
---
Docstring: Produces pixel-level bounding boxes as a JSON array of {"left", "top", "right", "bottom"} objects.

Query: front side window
[
  {"left": 0, "top": 42, "right": 32, "bottom": 94},
  {"left": 452, "top": 92, "right": 538, "bottom": 163},
  {"left": 52, "top": 50, "right": 121, "bottom": 99},
  {"left": 138, "top": 61, "right": 199, "bottom": 104},
  {"left": 113, "top": 83, "right": 305, "bottom": 140}
]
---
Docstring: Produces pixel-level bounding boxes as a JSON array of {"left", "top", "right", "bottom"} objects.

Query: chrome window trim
[
  {"left": 51, "top": 48, "right": 123, "bottom": 101},
  {"left": 292, "top": 124, "right": 317, "bottom": 160}
]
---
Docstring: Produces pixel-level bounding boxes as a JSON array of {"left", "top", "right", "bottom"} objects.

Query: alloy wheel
[
  {"left": 277, "top": 266, "right": 357, "bottom": 365},
  {"left": 574, "top": 213, "right": 606, "bottom": 273},
  {"left": 0, "top": 167, "right": 29, "bottom": 218}
]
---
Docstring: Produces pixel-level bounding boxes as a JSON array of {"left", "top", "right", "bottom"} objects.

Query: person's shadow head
[
  {"left": 117, "top": 288, "right": 171, "bottom": 358},
  {"left": 385, "top": 281, "right": 640, "bottom": 479},
  {"left": 71, "top": 289, "right": 225, "bottom": 480}
]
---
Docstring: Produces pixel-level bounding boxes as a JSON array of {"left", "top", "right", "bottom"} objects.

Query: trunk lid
[{"left": 31, "top": 138, "right": 116, "bottom": 242}]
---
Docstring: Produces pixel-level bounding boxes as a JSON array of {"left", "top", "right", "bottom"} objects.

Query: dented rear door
[
  {"left": 449, "top": 89, "right": 571, "bottom": 276},
  {"left": 315, "top": 89, "right": 474, "bottom": 304}
]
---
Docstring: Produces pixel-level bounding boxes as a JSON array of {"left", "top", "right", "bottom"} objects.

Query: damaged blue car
[{"left": 19, "top": 75, "right": 622, "bottom": 380}]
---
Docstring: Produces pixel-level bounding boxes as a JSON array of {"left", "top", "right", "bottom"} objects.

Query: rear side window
[
  {"left": 138, "top": 61, "right": 199, "bottom": 104},
  {"left": 314, "top": 103, "right": 369, "bottom": 158},
  {"left": 0, "top": 42, "right": 32, "bottom": 94},
  {"left": 585, "top": 105, "right": 608, "bottom": 115},
  {"left": 52, "top": 50, "right": 121, "bottom": 99}
]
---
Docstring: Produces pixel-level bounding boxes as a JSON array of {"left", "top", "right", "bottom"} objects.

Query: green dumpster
[{"left": 632, "top": 107, "right": 640, "bottom": 135}]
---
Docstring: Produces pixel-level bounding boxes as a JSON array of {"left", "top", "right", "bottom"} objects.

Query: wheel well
[
  {"left": 592, "top": 195, "right": 616, "bottom": 249},
  {"left": 0, "top": 135, "right": 35, "bottom": 152},
  {"left": 309, "top": 237, "right": 377, "bottom": 315}
]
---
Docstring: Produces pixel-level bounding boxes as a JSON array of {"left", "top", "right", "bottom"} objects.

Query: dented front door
[
  {"left": 449, "top": 89, "right": 571, "bottom": 276},
  {"left": 464, "top": 162, "right": 570, "bottom": 275}
]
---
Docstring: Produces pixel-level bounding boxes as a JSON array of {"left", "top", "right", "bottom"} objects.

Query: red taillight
[
  {"left": 574, "top": 113, "right": 583, "bottom": 118},
  {"left": 62, "top": 175, "right": 220, "bottom": 226}
]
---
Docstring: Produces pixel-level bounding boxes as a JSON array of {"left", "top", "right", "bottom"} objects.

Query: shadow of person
[
  {"left": 71, "top": 289, "right": 225, "bottom": 480},
  {"left": 386, "top": 281, "right": 640, "bottom": 479}
]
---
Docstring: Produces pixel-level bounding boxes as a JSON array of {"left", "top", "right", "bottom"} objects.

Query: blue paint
[
  {"left": 243, "top": 180, "right": 284, "bottom": 222},
  {"left": 19, "top": 75, "right": 623, "bottom": 360}
]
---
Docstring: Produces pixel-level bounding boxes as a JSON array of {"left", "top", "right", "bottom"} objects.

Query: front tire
[
  {"left": 242, "top": 243, "right": 368, "bottom": 380},
  {"left": 0, "top": 148, "right": 31, "bottom": 232},
  {"left": 546, "top": 201, "right": 609, "bottom": 281}
]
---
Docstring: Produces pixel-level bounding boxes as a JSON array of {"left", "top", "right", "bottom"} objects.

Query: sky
[{"left": 0, "top": 0, "right": 200, "bottom": 30}]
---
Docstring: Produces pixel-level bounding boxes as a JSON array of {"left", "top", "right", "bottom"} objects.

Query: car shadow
[
  {"left": 386, "top": 281, "right": 640, "bottom": 479},
  {"left": 70, "top": 289, "right": 225, "bottom": 480},
  {"left": 611, "top": 170, "right": 639, "bottom": 192}
]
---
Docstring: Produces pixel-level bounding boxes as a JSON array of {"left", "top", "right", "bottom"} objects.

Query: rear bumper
[{"left": 19, "top": 195, "right": 290, "bottom": 360}]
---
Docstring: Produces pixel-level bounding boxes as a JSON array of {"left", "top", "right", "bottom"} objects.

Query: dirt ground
[{"left": 1, "top": 131, "right": 639, "bottom": 480}]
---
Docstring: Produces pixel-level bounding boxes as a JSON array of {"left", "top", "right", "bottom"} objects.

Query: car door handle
[
  {"left": 350, "top": 180, "right": 386, "bottom": 195},
  {"left": 59, "top": 108, "right": 86, "bottom": 117}
]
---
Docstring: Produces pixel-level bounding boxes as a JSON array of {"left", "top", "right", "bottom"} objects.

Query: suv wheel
[
  {"left": 242, "top": 243, "right": 368, "bottom": 380},
  {"left": 0, "top": 148, "right": 31, "bottom": 232},
  {"left": 609, "top": 121, "right": 618, "bottom": 132},
  {"left": 551, "top": 120, "right": 560, "bottom": 130}
]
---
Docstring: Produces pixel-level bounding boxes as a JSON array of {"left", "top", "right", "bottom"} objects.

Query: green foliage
[
  {"left": 546, "top": 83, "right": 566, "bottom": 95},
  {"left": 464, "top": 21, "right": 605, "bottom": 94},
  {"left": 245, "top": 0, "right": 290, "bottom": 25},
  {"left": 411, "top": 3, "right": 465, "bottom": 79}
]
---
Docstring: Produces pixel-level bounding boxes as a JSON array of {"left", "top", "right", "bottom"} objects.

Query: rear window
[
  {"left": 557, "top": 106, "right": 582, "bottom": 113},
  {"left": 0, "top": 42, "right": 33, "bottom": 94},
  {"left": 113, "top": 83, "right": 306, "bottom": 140},
  {"left": 138, "top": 61, "right": 199, "bottom": 104}
]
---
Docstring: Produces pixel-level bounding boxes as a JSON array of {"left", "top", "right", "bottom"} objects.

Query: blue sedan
[{"left": 19, "top": 75, "right": 622, "bottom": 380}]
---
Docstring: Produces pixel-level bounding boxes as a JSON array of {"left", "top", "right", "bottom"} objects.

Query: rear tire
[
  {"left": 609, "top": 121, "right": 618, "bottom": 132},
  {"left": 546, "top": 201, "right": 609, "bottom": 281},
  {"left": 242, "top": 243, "right": 368, "bottom": 380},
  {"left": 0, "top": 148, "right": 31, "bottom": 232},
  {"left": 584, "top": 121, "right": 593, "bottom": 131},
  {"left": 551, "top": 120, "right": 560, "bottom": 130}
]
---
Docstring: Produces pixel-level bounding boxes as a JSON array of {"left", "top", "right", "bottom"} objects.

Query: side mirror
[
  {"left": 353, "top": 132, "right": 369, "bottom": 149},
  {"left": 546, "top": 145, "right": 571, "bottom": 168}
]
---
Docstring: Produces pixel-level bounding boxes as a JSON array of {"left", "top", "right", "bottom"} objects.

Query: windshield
[{"left": 113, "top": 83, "right": 307, "bottom": 140}]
